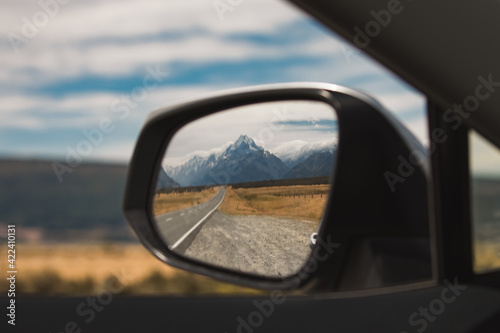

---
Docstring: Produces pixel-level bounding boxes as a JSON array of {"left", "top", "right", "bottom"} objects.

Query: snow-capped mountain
[
  {"left": 165, "top": 135, "right": 286, "bottom": 186},
  {"left": 273, "top": 140, "right": 337, "bottom": 168},
  {"left": 219, "top": 134, "right": 264, "bottom": 159},
  {"left": 284, "top": 150, "right": 336, "bottom": 180},
  {"left": 208, "top": 135, "right": 288, "bottom": 185},
  {"left": 163, "top": 135, "right": 337, "bottom": 186},
  {"left": 156, "top": 167, "right": 180, "bottom": 189},
  {"left": 166, "top": 154, "right": 214, "bottom": 186},
  {"left": 164, "top": 143, "right": 231, "bottom": 186}
]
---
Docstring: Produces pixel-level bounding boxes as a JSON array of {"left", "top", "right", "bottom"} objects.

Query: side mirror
[
  {"left": 123, "top": 83, "right": 432, "bottom": 292},
  {"left": 152, "top": 99, "right": 337, "bottom": 278}
]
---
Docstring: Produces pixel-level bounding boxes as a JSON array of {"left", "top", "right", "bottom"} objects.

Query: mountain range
[
  {"left": 160, "top": 135, "right": 336, "bottom": 188},
  {"left": 156, "top": 168, "right": 180, "bottom": 188}
]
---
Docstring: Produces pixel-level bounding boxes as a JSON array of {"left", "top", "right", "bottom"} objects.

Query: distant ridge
[
  {"left": 0, "top": 159, "right": 129, "bottom": 238},
  {"left": 162, "top": 135, "right": 336, "bottom": 188}
]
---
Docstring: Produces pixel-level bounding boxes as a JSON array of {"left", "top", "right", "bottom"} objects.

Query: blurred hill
[{"left": 0, "top": 159, "right": 133, "bottom": 242}]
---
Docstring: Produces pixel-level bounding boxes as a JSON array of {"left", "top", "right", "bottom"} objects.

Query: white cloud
[
  {"left": 1, "top": 0, "right": 314, "bottom": 85},
  {"left": 375, "top": 93, "right": 426, "bottom": 116},
  {"left": 0, "top": 0, "right": 431, "bottom": 163},
  {"left": 0, "top": 85, "right": 216, "bottom": 130},
  {"left": 273, "top": 139, "right": 337, "bottom": 163},
  {"left": 1, "top": 0, "right": 299, "bottom": 41}
]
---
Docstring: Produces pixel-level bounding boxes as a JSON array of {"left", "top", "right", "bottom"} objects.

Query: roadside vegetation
[
  {"left": 474, "top": 242, "right": 500, "bottom": 272},
  {"left": 219, "top": 185, "right": 330, "bottom": 223},
  {"left": 0, "top": 243, "right": 262, "bottom": 295},
  {"left": 153, "top": 187, "right": 219, "bottom": 216}
]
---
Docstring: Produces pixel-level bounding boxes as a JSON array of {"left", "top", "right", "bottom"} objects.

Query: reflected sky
[{"left": 163, "top": 100, "right": 337, "bottom": 165}]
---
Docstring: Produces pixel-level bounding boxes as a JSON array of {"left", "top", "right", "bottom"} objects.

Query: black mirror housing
[{"left": 123, "top": 82, "right": 431, "bottom": 293}]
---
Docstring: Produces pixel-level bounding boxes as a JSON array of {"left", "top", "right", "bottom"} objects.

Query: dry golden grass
[
  {"left": 153, "top": 187, "right": 218, "bottom": 216},
  {"left": 1, "top": 243, "right": 262, "bottom": 295},
  {"left": 13, "top": 243, "right": 176, "bottom": 284},
  {"left": 219, "top": 185, "right": 330, "bottom": 223},
  {"left": 474, "top": 242, "right": 500, "bottom": 272}
]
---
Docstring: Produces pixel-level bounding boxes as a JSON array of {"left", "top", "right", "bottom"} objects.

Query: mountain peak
[
  {"left": 235, "top": 134, "right": 256, "bottom": 147},
  {"left": 223, "top": 135, "right": 263, "bottom": 156}
]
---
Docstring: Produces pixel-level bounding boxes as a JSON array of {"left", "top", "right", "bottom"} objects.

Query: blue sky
[{"left": 1, "top": 0, "right": 427, "bottom": 164}]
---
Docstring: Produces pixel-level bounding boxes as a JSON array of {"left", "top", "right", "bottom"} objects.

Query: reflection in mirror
[{"left": 152, "top": 100, "right": 338, "bottom": 278}]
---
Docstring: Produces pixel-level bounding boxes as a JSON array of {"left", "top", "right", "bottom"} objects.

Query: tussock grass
[
  {"left": 474, "top": 242, "right": 500, "bottom": 272},
  {"left": 153, "top": 187, "right": 218, "bottom": 216},
  {"left": 0, "top": 243, "right": 262, "bottom": 295},
  {"left": 11, "top": 243, "right": 176, "bottom": 284},
  {"left": 219, "top": 185, "right": 330, "bottom": 223}
]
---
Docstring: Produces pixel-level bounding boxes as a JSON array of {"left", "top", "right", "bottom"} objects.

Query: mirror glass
[{"left": 152, "top": 100, "right": 338, "bottom": 278}]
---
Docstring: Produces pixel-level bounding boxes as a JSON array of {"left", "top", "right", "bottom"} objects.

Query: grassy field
[
  {"left": 474, "top": 242, "right": 500, "bottom": 272},
  {"left": 3, "top": 241, "right": 498, "bottom": 296},
  {"left": 219, "top": 185, "right": 330, "bottom": 223},
  {"left": 153, "top": 187, "right": 219, "bottom": 216},
  {"left": 0, "top": 243, "right": 262, "bottom": 295}
]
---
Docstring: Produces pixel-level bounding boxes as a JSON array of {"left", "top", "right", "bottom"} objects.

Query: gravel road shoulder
[{"left": 185, "top": 211, "right": 317, "bottom": 277}]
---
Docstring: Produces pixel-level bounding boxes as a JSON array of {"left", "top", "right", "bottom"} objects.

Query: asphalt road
[
  {"left": 154, "top": 187, "right": 226, "bottom": 253},
  {"left": 155, "top": 186, "right": 317, "bottom": 277}
]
